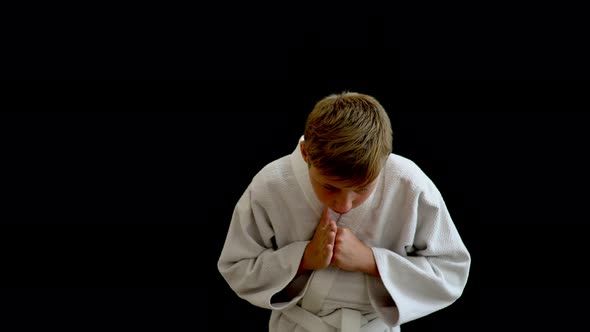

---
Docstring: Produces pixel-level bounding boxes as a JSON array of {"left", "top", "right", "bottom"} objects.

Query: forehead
[{"left": 309, "top": 167, "right": 371, "bottom": 189}]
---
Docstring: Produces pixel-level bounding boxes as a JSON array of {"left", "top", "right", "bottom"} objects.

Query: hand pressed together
[
  {"left": 299, "top": 206, "right": 379, "bottom": 276},
  {"left": 300, "top": 206, "right": 337, "bottom": 272},
  {"left": 332, "top": 226, "right": 378, "bottom": 276}
]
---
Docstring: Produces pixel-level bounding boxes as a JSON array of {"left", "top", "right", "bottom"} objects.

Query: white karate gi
[{"left": 218, "top": 136, "right": 471, "bottom": 332}]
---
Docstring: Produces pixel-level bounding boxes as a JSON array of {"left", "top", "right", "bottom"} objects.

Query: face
[
  {"left": 301, "top": 141, "right": 376, "bottom": 214},
  {"left": 307, "top": 167, "right": 377, "bottom": 214}
]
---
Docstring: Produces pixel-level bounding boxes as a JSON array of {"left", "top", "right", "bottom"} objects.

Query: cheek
[
  {"left": 317, "top": 191, "right": 333, "bottom": 204},
  {"left": 311, "top": 186, "right": 331, "bottom": 204},
  {"left": 352, "top": 192, "right": 371, "bottom": 206}
]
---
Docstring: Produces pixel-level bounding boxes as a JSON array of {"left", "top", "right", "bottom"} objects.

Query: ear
[{"left": 300, "top": 141, "right": 308, "bottom": 163}]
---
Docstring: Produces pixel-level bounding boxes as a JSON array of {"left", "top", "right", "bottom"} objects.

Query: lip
[{"left": 331, "top": 209, "right": 349, "bottom": 215}]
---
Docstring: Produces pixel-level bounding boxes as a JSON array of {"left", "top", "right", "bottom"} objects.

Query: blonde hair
[{"left": 303, "top": 91, "right": 393, "bottom": 187}]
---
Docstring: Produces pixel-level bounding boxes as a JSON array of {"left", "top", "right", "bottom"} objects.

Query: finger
[
  {"left": 334, "top": 227, "right": 344, "bottom": 245},
  {"left": 328, "top": 208, "right": 340, "bottom": 223},
  {"left": 321, "top": 206, "right": 330, "bottom": 226},
  {"left": 329, "top": 220, "right": 337, "bottom": 232},
  {"left": 320, "top": 233, "right": 328, "bottom": 248},
  {"left": 329, "top": 247, "right": 337, "bottom": 265},
  {"left": 320, "top": 227, "right": 331, "bottom": 245},
  {"left": 326, "top": 228, "right": 336, "bottom": 245}
]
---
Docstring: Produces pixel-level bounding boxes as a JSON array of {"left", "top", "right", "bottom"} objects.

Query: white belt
[
  {"left": 282, "top": 305, "right": 387, "bottom": 332},
  {"left": 284, "top": 266, "right": 387, "bottom": 332}
]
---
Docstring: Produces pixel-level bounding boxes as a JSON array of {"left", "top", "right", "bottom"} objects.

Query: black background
[
  {"left": 2, "top": 3, "right": 590, "bottom": 332},
  {"left": 2, "top": 80, "right": 589, "bottom": 332}
]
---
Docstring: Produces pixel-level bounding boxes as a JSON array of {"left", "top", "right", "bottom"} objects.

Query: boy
[{"left": 217, "top": 91, "right": 471, "bottom": 331}]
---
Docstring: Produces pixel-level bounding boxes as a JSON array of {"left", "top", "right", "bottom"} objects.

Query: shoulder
[
  {"left": 249, "top": 155, "right": 295, "bottom": 194},
  {"left": 383, "top": 153, "right": 440, "bottom": 196}
]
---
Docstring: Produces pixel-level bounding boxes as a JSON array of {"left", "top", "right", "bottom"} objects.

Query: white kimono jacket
[{"left": 218, "top": 136, "right": 471, "bottom": 332}]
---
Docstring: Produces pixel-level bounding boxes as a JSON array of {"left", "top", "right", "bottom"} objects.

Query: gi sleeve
[
  {"left": 368, "top": 182, "right": 471, "bottom": 327},
  {"left": 217, "top": 185, "right": 311, "bottom": 310}
]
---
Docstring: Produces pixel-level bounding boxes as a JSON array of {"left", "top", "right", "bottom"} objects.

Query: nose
[{"left": 332, "top": 191, "right": 354, "bottom": 214}]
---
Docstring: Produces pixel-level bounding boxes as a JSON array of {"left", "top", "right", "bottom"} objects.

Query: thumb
[
  {"left": 321, "top": 206, "right": 331, "bottom": 226},
  {"left": 328, "top": 208, "right": 341, "bottom": 224}
]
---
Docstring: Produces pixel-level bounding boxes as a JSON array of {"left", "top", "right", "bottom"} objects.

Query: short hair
[{"left": 303, "top": 91, "right": 393, "bottom": 188}]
